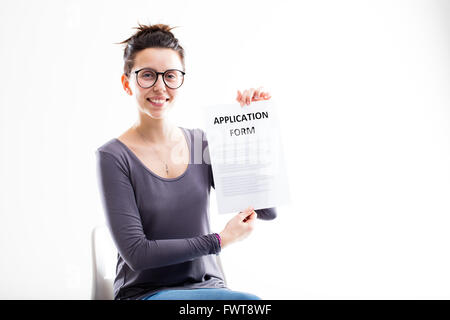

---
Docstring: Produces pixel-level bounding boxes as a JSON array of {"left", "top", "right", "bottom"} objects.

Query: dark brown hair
[{"left": 117, "top": 23, "right": 185, "bottom": 77}]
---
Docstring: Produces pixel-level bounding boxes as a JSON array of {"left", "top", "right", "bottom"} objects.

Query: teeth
[{"left": 149, "top": 99, "right": 166, "bottom": 104}]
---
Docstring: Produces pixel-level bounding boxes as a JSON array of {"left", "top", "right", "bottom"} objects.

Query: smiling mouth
[{"left": 147, "top": 98, "right": 170, "bottom": 106}]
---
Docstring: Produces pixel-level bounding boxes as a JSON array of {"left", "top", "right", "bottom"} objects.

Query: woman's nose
[{"left": 153, "top": 75, "right": 166, "bottom": 91}]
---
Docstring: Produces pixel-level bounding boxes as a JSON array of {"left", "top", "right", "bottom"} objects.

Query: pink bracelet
[{"left": 214, "top": 233, "right": 221, "bottom": 247}]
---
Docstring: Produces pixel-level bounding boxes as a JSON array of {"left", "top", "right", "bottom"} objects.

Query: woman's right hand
[{"left": 219, "top": 206, "right": 257, "bottom": 248}]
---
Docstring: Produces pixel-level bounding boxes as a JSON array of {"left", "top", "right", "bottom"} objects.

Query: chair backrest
[
  {"left": 91, "top": 224, "right": 227, "bottom": 300},
  {"left": 91, "top": 224, "right": 116, "bottom": 300}
]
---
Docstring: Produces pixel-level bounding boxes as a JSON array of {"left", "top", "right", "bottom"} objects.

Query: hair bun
[{"left": 134, "top": 23, "right": 176, "bottom": 37}]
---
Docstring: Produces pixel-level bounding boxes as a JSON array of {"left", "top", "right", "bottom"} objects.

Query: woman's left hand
[{"left": 236, "top": 87, "right": 271, "bottom": 107}]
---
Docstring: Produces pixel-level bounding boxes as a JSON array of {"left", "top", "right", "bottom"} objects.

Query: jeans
[{"left": 142, "top": 288, "right": 261, "bottom": 300}]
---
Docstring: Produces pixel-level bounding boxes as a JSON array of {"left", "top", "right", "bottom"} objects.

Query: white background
[{"left": 0, "top": 0, "right": 449, "bottom": 299}]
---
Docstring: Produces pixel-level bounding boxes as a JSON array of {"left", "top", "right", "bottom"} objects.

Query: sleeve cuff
[{"left": 208, "top": 233, "right": 222, "bottom": 255}]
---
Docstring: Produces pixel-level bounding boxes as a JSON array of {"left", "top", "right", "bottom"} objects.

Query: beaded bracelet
[{"left": 214, "top": 233, "right": 221, "bottom": 248}]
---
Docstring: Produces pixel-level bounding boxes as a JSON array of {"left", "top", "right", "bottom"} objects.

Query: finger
[
  {"left": 240, "top": 208, "right": 254, "bottom": 221},
  {"left": 243, "top": 208, "right": 256, "bottom": 219},
  {"left": 239, "top": 90, "right": 248, "bottom": 106},
  {"left": 257, "top": 88, "right": 271, "bottom": 101},
  {"left": 244, "top": 211, "right": 257, "bottom": 223},
  {"left": 239, "top": 90, "right": 246, "bottom": 107},
  {"left": 253, "top": 86, "right": 264, "bottom": 100},
  {"left": 243, "top": 213, "right": 251, "bottom": 222},
  {"left": 236, "top": 90, "right": 242, "bottom": 102},
  {"left": 241, "top": 92, "right": 247, "bottom": 103},
  {"left": 242, "top": 89, "right": 250, "bottom": 105},
  {"left": 247, "top": 88, "right": 255, "bottom": 105},
  {"left": 240, "top": 90, "right": 246, "bottom": 103}
]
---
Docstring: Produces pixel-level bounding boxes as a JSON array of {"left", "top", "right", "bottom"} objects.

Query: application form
[{"left": 203, "top": 100, "right": 290, "bottom": 214}]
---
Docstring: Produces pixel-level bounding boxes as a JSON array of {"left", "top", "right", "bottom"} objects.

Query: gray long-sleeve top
[{"left": 96, "top": 127, "right": 277, "bottom": 300}]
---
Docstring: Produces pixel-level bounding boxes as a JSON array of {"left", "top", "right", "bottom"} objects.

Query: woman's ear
[{"left": 121, "top": 74, "right": 132, "bottom": 95}]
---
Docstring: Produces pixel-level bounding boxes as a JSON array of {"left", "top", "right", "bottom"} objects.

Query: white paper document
[{"left": 203, "top": 100, "right": 290, "bottom": 214}]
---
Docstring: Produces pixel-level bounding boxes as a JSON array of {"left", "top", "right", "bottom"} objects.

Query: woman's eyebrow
[{"left": 138, "top": 66, "right": 180, "bottom": 71}]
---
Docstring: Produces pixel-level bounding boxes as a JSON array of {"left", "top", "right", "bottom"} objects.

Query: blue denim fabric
[{"left": 142, "top": 288, "right": 261, "bottom": 300}]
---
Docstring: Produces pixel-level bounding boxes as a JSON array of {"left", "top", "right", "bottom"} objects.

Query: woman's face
[{"left": 123, "top": 48, "right": 184, "bottom": 120}]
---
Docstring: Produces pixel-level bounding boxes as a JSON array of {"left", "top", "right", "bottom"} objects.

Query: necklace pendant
[{"left": 165, "top": 163, "right": 169, "bottom": 175}]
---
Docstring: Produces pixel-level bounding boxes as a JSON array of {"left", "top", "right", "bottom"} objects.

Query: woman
[{"left": 96, "top": 23, "right": 277, "bottom": 300}]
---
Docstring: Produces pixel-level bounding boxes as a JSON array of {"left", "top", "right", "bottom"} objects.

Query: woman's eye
[{"left": 166, "top": 73, "right": 178, "bottom": 80}]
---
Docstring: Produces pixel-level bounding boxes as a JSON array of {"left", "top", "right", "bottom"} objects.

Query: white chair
[
  {"left": 91, "top": 224, "right": 116, "bottom": 300},
  {"left": 91, "top": 224, "right": 227, "bottom": 300}
]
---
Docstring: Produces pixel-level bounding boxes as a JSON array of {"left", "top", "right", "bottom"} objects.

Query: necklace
[{"left": 135, "top": 126, "right": 174, "bottom": 176}]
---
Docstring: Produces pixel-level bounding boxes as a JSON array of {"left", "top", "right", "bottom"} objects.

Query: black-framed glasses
[{"left": 134, "top": 68, "right": 186, "bottom": 89}]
